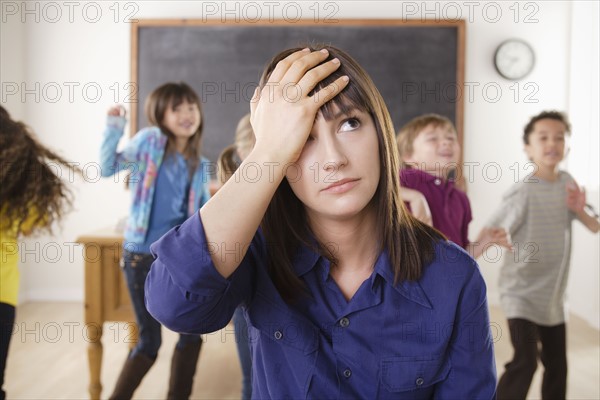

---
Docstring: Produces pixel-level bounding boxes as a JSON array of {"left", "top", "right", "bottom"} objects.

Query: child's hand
[
  {"left": 479, "top": 227, "right": 513, "bottom": 250},
  {"left": 566, "top": 181, "right": 586, "bottom": 214},
  {"left": 567, "top": 181, "right": 600, "bottom": 233},
  {"left": 107, "top": 105, "right": 126, "bottom": 118},
  {"left": 470, "top": 227, "right": 513, "bottom": 259},
  {"left": 250, "top": 48, "right": 349, "bottom": 164},
  {"left": 407, "top": 191, "right": 432, "bottom": 226}
]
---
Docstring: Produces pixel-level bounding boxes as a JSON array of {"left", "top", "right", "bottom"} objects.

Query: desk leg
[
  {"left": 87, "top": 325, "right": 103, "bottom": 400},
  {"left": 127, "top": 322, "right": 139, "bottom": 351}
]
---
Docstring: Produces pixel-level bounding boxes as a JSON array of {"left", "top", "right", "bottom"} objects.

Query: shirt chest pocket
[
  {"left": 248, "top": 292, "right": 319, "bottom": 398},
  {"left": 247, "top": 292, "right": 319, "bottom": 396},
  {"left": 379, "top": 354, "right": 451, "bottom": 399},
  {"left": 248, "top": 291, "right": 318, "bottom": 353}
]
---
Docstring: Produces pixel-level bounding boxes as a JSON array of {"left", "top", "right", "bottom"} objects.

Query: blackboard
[{"left": 131, "top": 20, "right": 465, "bottom": 166}]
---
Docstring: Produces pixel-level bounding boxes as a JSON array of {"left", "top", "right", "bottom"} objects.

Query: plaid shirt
[{"left": 100, "top": 116, "right": 210, "bottom": 245}]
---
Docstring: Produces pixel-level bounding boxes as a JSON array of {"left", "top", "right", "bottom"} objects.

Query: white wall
[
  {"left": 1, "top": 2, "right": 26, "bottom": 120},
  {"left": 565, "top": 1, "right": 600, "bottom": 329},
  {"left": 3, "top": 1, "right": 598, "bottom": 326}
]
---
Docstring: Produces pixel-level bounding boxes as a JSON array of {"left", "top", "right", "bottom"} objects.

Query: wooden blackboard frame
[{"left": 130, "top": 19, "right": 465, "bottom": 163}]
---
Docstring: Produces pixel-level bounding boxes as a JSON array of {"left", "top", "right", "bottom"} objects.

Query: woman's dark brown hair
[
  {"left": 258, "top": 45, "right": 445, "bottom": 301},
  {"left": 144, "top": 82, "right": 204, "bottom": 175},
  {"left": 0, "top": 106, "right": 81, "bottom": 236}
]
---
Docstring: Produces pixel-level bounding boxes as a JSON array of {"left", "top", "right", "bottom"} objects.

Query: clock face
[{"left": 494, "top": 39, "right": 535, "bottom": 80}]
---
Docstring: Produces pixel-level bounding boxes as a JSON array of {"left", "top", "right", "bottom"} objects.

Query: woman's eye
[{"left": 340, "top": 118, "right": 360, "bottom": 132}]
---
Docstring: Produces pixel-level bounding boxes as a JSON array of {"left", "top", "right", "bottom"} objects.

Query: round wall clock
[{"left": 494, "top": 39, "right": 535, "bottom": 80}]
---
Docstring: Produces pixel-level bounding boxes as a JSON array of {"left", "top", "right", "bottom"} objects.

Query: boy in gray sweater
[{"left": 487, "top": 111, "right": 599, "bottom": 399}]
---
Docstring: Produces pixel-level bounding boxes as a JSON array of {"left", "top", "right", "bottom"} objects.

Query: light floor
[{"left": 4, "top": 302, "right": 600, "bottom": 399}]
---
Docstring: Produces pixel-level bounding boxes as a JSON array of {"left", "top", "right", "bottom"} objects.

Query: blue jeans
[
  {"left": 122, "top": 251, "right": 201, "bottom": 359},
  {"left": 233, "top": 307, "right": 252, "bottom": 400}
]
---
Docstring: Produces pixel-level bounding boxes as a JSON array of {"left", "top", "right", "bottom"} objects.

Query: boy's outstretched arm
[
  {"left": 567, "top": 182, "right": 600, "bottom": 233},
  {"left": 468, "top": 227, "right": 513, "bottom": 260},
  {"left": 400, "top": 187, "right": 432, "bottom": 226}
]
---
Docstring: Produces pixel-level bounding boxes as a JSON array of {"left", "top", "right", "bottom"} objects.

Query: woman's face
[{"left": 286, "top": 104, "right": 380, "bottom": 222}]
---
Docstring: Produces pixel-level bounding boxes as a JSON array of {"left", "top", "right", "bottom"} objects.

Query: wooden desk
[{"left": 77, "top": 229, "right": 137, "bottom": 400}]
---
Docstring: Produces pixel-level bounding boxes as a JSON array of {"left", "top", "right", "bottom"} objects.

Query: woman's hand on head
[
  {"left": 107, "top": 105, "right": 126, "bottom": 117},
  {"left": 249, "top": 48, "right": 349, "bottom": 164}
]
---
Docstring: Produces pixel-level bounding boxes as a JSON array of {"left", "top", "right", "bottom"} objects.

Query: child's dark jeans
[
  {"left": 121, "top": 250, "right": 201, "bottom": 359},
  {"left": 497, "top": 318, "right": 567, "bottom": 400}
]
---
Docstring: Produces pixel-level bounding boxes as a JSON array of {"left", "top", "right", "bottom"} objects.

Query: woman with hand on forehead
[{"left": 145, "top": 45, "right": 496, "bottom": 399}]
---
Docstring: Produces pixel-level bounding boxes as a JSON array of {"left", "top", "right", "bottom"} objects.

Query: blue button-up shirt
[{"left": 145, "top": 214, "right": 497, "bottom": 399}]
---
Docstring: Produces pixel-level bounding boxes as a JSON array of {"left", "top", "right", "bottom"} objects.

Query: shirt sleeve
[
  {"left": 486, "top": 183, "right": 527, "bottom": 235},
  {"left": 433, "top": 261, "right": 497, "bottom": 399},
  {"left": 99, "top": 116, "right": 147, "bottom": 177},
  {"left": 399, "top": 169, "right": 414, "bottom": 189},
  {"left": 144, "top": 212, "right": 256, "bottom": 334}
]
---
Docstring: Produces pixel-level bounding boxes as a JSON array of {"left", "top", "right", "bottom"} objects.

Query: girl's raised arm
[
  {"left": 99, "top": 105, "right": 147, "bottom": 177},
  {"left": 200, "top": 48, "right": 348, "bottom": 278}
]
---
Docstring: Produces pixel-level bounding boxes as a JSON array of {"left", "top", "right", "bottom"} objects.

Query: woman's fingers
[
  {"left": 310, "top": 75, "right": 350, "bottom": 109},
  {"left": 266, "top": 48, "right": 311, "bottom": 84},
  {"left": 279, "top": 48, "right": 331, "bottom": 86},
  {"left": 259, "top": 48, "right": 346, "bottom": 111},
  {"left": 295, "top": 57, "right": 341, "bottom": 96},
  {"left": 248, "top": 48, "right": 349, "bottom": 164}
]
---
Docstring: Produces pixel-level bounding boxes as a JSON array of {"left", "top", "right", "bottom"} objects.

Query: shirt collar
[
  {"left": 293, "top": 243, "right": 433, "bottom": 309},
  {"left": 374, "top": 250, "right": 433, "bottom": 309},
  {"left": 405, "top": 168, "right": 455, "bottom": 187},
  {"left": 291, "top": 242, "right": 322, "bottom": 277}
]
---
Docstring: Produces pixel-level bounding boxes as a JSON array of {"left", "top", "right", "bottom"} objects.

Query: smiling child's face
[
  {"left": 162, "top": 100, "right": 201, "bottom": 139},
  {"left": 525, "top": 118, "right": 568, "bottom": 170},
  {"left": 403, "top": 124, "right": 460, "bottom": 178}
]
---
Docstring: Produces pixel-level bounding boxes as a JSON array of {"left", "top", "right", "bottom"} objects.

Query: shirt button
[
  {"left": 274, "top": 330, "right": 283, "bottom": 340},
  {"left": 343, "top": 369, "right": 352, "bottom": 378},
  {"left": 339, "top": 317, "right": 350, "bottom": 328},
  {"left": 434, "top": 178, "right": 441, "bottom": 185},
  {"left": 416, "top": 377, "right": 424, "bottom": 386}
]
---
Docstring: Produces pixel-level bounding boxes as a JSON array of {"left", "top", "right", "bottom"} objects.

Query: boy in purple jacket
[{"left": 397, "top": 113, "right": 510, "bottom": 258}]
